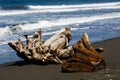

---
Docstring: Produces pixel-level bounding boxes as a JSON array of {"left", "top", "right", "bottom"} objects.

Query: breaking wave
[
  {"left": 0, "top": 2, "right": 120, "bottom": 16},
  {"left": 11, "top": 12, "right": 120, "bottom": 31},
  {"left": 28, "top": 2, "right": 120, "bottom": 9},
  {"left": 0, "top": 12, "right": 120, "bottom": 37},
  {"left": 0, "top": 27, "right": 12, "bottom": 37}
]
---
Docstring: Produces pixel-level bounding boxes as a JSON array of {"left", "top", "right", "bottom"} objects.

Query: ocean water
[{"left": 0, "top": 0, "right": 120, "bottom": 65}]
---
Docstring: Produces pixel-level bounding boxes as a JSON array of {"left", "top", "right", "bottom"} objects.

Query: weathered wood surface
[
  {"left": 8, "top": 28, "right": 105, "bottom": 72},
  {"left": 61, "top": 33, "right": 105, "bottom": 72},
  {"left": 8, "top": 28, "right": 72, "bottom": 64}
]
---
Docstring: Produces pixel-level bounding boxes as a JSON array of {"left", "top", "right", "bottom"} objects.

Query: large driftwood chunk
[
  {"left": 61, "top": 33, "right": 105, "bottom": 72},
  {"left": 8, "top": 28, "right": 72, "bottom": 64}
]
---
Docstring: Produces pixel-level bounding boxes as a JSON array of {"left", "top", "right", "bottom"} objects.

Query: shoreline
[{"left": 0, "top": 37, "right": 120, "bottom": 80}]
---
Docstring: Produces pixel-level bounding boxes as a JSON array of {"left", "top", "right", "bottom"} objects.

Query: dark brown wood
[{"left": 61, "top": 32, "right": 105, "bottom": 72}]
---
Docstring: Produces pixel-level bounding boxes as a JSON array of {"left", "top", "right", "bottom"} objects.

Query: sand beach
[{"left": 0, "top": 37, "right": 120, "bottom": 80}]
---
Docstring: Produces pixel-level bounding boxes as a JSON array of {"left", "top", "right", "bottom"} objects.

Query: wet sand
[{"left": 0, "top": 37, "right": 120, "bottom": 80}]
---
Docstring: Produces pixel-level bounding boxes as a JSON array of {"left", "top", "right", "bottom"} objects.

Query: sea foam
[
  {"left": 12, "top": 12, "right": 120, "bottom": 31},
  {"left": 0, "top": 11, "right": 120, "bottom": 38},
  {"left": 0, "top": 2, "right": 120, "bottom": 16}
]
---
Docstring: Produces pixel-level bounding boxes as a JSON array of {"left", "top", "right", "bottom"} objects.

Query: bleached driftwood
[{"left": 8, "top": 28, "right": 72, "bottom": 64}]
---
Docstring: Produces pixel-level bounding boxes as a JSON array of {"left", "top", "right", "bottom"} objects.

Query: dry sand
[{"left": 0, "top": 37, "right": 120, "bottom": 80}]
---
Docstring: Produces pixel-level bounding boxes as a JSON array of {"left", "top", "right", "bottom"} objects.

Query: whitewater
[
  {"left": 0, "top": 1, "right": 120, "bottom": 64},
  {"left": 0, "top": 2, "right": 120, "bottom": 16}
]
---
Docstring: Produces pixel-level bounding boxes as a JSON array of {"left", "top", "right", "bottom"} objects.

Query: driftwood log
[
  {"left": 8, "top": 28, "right": 73, "bottom": 64},
  {"left": 61, "top": 32, "right": 105, "bottom": 72},
  {"left": 8, "top": 27, "right": 105, "bottom": 72}
]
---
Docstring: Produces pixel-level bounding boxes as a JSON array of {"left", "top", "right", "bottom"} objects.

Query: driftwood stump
[{"left": 61, "top": 33, "right": 105, "bottom": 72}]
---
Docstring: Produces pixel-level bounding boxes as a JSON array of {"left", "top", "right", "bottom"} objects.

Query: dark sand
[{"left": 0, "top": 38, "right": 120, "bottom": 80}]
